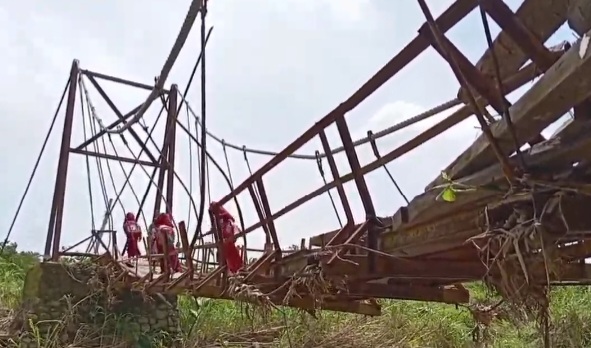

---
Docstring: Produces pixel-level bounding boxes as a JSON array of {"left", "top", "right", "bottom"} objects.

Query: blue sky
[{"left": 0, "top": 0, "right": 575, "bottom": 255}]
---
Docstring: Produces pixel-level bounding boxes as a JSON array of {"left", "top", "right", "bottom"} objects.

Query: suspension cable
[
  {"left": 79, "top": 79, "right": 97, "bottom": 231},
  {"left": 109, "top": 123, "right": 172, "bottom": 217},
  {"left": 194, "top": 0, "right": 209, "bottom": 252},
  {"left": 102, "top": 93, "right": 202, "bottom": 236},
  {"left": 135, "top": 109, "right": 167, "bottom": 222},
  {"left": 367, "top": 131, "right": 409, "bottom": 204},
  {"left": 195, "top": 116, "right": 203, "bottom": 204},
  {"left": 186, "top": 102, "right": 194, "bottom": 231},
  {"left": 98, "top": 119, "right": 126, "bottom": 215},
  {"left": 243, "top": 146, "right": 263, "bottom": 209},
  {"left": 133, "top": 103, "right": 200, "bottom": 220},
  {"left": 242, "top": 146, "right": 263, "bottom": 247},
  {"left": 82, "top": 79, "right": 112, "bottom": 227},
  {"left": 315, "top": 150, "right": 343, "bottom": 228},
  {"left": 181, "top": 94, "right": 461, "bottom": 160},
  {"left": 206, "top": 146, "right": 212, "bottom": 204},
  {"left": 84, "top": 68, "right": 243, "bottom": 252},
  {"left": 163, "top": 23, "right": 214, "bottom": 241},
  {"left": 222, "top": 140, "right": 234, "bottom": 188},
  {"left": 181, "top": 111, "right": 246, "bottom": 246},
  {"left": 92, "top": 106, "right": 122, "bottom": 233},
  {"left": 108, "top": 132, "right": 149, "bottom": 228},
  {"left": 179, "top": 25, "right": 213, "bottom": 231},
  {"left": 81, "top": 76, "right": 199, "bottom": 223},
  {"left": 0, "top": 78, "right": 70, "bottom": 254},
  {"left": 81, "top": 75, "right": 147, "bottom": 227}
]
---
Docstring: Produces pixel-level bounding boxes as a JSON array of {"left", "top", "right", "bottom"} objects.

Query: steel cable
[
  {"left": 79, "top": 75, "right": 200, "bottom": 225},
  {"left": 81, "top": 77, "right": 111, "bottom": 222},
  {"left": 181, "top": 95, "right": 461, "bottom": 160},
  {"left": 0, "top": 78, "right": 70, "bottom": 254},
  {"left": 79, "top": 80, "right": 97, "bottom": 231},
  {"left": 315, "top": 151, "right": 343, "bottom": 227},
  {"left": 367, "top": 130, "right": 409, "bottom": 204},
  {"left": 193, "top": 0, "right": 209, "bottom": 252},
  {"left": 178, "top": 24, "right": 213, "bottom": 233},
  {"left": 107, "top": 133, "right": 149, "bottom": 228}
]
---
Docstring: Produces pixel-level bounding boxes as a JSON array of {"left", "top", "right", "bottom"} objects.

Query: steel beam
[
  {"left": 165, "top": 85, "right": 178, "bottom": 213},
  {"left": 45, "top": 60, "right": 79, "bottom": 260}
]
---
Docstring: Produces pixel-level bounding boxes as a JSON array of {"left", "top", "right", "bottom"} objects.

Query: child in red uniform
[
  {"left": 153, "top": 213, "right": 182, "bottom": 273},
  {"left": 209, "top": 202, "right": 244, "bottom": 274},
  {"left": 123, "top": 212, "right": 142, "bottom": 258}
]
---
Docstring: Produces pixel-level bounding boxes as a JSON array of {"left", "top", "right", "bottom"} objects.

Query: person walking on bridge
[
  {"left": 122, "top": 212, "right": 142, "bottom": 259},
  {"left": 209, "top": 202, "right": 244, "bottom": 274},
  {"left": 153, "top": 212, "right": 182, "bottom": 273}
]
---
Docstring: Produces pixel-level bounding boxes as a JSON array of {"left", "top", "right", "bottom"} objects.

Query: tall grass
[{"left": 1, "top": 244, "right": 591, "bottom": 347}]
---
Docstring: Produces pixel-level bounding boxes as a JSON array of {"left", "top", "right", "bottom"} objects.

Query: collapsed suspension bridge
[{"left": 6, "top": 3, "right": 591, "bottom": 344}]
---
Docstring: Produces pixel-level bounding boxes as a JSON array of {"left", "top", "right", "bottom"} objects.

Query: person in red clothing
[
  {"left": 153, "top": 213, "right": 182, "bottom": 273},
  {"left": 209, "top": 202, "right": 244, "bottom": 274},
  {"left": 122, "top": 212, "right": 142, "bottom": 258}
]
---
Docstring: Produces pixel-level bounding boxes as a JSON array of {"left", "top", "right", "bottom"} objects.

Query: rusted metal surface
[
  {"left": 165, "top": 85, "right": 178, "bottom": 213},
  {"left": 471, "top": 0, "right": 569, "bottom": 82},
  {"left": 318, "top": 130, "right": 353, "bottom": 224},
  {"left": 37, "top": 0, "right": 591, "bottom": 316},
  {"left": 82, "top": 69, "right": 170, "bottom": 93},
  {"left": 480, "top": 0, "right": 556, "bottom": 71},
  {"left": 85, "top": 75, "right": 158, "bottom": 163},
  {"left": 45, "top": 60, "right": 79, "bottom": 260},
  {"left": 69, "top": 148, "right": 158, "bottom": 167},
  {"left": 568, "top": 0, "right": 591, "bottom": 35}
]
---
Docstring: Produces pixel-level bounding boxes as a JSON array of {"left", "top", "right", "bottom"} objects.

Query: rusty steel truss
[{"left": 38, "top": 0, "right": 591, "bottom": 317}]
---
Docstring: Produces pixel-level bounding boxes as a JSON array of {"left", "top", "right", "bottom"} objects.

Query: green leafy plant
[{"left": 433, "top": 171, "right": 477, "bottom": 203}]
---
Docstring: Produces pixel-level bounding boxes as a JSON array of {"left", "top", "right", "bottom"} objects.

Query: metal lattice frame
[{"left": 38, "top": 0, "right": 591, "bottom": 317}]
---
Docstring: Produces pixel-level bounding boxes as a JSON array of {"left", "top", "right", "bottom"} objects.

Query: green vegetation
[{"left": 2, "top": 243, "right": 591, "bottom": 347}]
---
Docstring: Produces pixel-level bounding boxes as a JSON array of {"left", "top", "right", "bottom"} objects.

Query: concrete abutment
[{"left": 12, "top": 261, "right": 180, "bottom": 347}]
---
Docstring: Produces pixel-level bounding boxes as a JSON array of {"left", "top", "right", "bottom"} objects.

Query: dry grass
[{"left": 2, "top": 243, "right": 591, "bottom": 347}]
